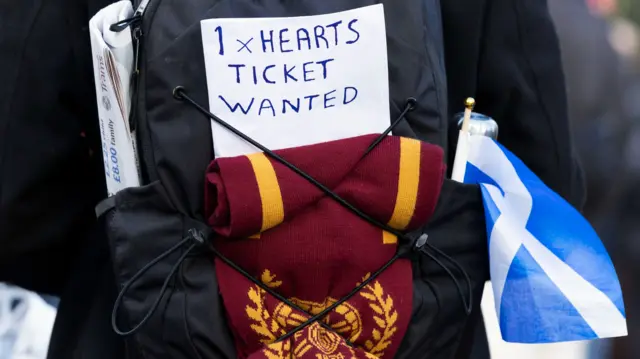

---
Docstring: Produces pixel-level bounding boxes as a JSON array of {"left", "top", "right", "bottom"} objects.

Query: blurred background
[{"left": 1, "top": 0, "right": 639, "bottom": 358}]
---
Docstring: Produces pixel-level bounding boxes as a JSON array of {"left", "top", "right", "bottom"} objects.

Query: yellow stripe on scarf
[
  {"left": 384, "top": 137, "right": 421, "bottom": 244},
  {"left": 247, "top": 153, "right": 285, "bottom": 235}
]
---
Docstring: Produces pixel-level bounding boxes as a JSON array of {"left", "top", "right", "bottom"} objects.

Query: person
[
  {"left": 548, "top": 1, "right": 640, "bottom": 358},
  {"left": 549, "top": 0, "right": 629, "bottom": 234},
  {"left": 0, "top": 0, "right": 584, "bottom": 358},
  {"left": 609, "top": 78, "right": 640, "bottom": 359}
]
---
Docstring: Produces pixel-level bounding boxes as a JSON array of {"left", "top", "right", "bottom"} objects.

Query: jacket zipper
[
  {"left": 128, "top": 0, "right": 150, "bottom": 133},
  {"left": 130, "top": 0, "right": 161, "bottom": 183}
]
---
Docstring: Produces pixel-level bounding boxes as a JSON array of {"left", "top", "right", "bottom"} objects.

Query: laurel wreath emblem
[
  {"left": 245, "top": 270, "right": 397, "bottom": 358},
  {"left": 358, "top": 273, "right": 398, "bottom": 358}
]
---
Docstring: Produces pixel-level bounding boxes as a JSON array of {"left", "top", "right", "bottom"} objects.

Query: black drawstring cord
[
  {"left": 173, "top": 87, "right": 412, "bottom": 240},
  {"left": 172, "top": 87, "right": 474, "bottom": 338},
  {"left": 208, "top": 231, "right": 410, "bottom": 343},
  {"left": 414, "top": 234, "right": 473, "bottom": 315},
  {"left": 111, "top": 90, "right": 417, "bottom": 339},
  {"left": 111, "top": 228, "right": 354, "bottom": 346},
  {"left": 172, "top": 86, "right": 420, "bottom": 340},
  {"left": 195, "top": 231, "right": 357, "bottom": 347},
  {"left": 111, "top": 231, "right": 203, "bottom": 336},
  {"left": 107, "top": 87, "right": 473, "bottom": 342},
  {"left": 109, "top": 15, "right": 142, "bottom": 33},
  {"left": 275, "top": 246, "right": 411, "bottom": 342},
  {"left": 365, "top": 98, "right": 416, "bottom": 154},
  {"left": 111, "top": 87, "right": 474, "bottom": 345}
]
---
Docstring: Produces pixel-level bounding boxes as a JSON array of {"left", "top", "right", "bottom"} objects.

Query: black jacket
[
  {"left": 0, "top": 0, "right": 584, "bottom": 358},
  {"left": 442, "top": 0, "right": 585, "bottom": 208}
]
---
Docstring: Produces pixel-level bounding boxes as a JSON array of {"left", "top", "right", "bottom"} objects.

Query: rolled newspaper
[{"left": 89, "top": 1, "right": 141, "bottom": 196}]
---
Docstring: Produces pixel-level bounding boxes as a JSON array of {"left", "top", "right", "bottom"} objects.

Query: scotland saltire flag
[{"left": 463, "top": 135, "right": 627, "bottom": 343}]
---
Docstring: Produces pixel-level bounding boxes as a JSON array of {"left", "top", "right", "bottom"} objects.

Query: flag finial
[
  {"left": 465, "top": 97, "right": 475, "bottom": 110},
  {"left": 461, "top": 97, "right": 476, "bottom": 133},
  {"left": 452, "top": 97, "right": 477, "bottom": 182}
]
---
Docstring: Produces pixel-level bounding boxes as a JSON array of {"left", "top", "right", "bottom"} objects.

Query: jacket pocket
[{"left": 99, "top": 181, "right": 235, "bottom": 359}]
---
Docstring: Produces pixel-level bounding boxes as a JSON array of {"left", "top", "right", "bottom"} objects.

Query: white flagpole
[{"left": 451, "top": 98, "right": 475, "bottom": 182}]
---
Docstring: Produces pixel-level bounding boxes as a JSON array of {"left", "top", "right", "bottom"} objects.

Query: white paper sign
[
  {"left": 89, "top": 1, "right": 141, "bottom": 196},
  {"left": 201, "top": 4, "right": 390, "bottom": 158}
]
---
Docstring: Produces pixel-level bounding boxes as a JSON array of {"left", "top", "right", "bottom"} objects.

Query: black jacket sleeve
[
  {"left": 442, "top": 0, "right": 586, "bottom": 210},
  {"left": 0, "top": 0, "right": 108, "bottom": 294}
]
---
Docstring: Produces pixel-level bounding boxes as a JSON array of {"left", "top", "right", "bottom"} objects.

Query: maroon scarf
[{"left": 205, "top": 134, "right": 445, "bottom": 358}]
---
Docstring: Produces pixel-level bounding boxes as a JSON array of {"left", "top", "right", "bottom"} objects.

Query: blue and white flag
[{"left": 462, "top": 135, "right": 627, "bottom": 343}]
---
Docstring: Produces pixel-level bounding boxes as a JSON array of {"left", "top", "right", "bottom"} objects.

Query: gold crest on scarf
[{"left": 245, "top": 270, "right": 397, "bottom": 358}]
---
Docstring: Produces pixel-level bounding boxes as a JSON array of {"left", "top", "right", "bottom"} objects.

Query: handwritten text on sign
[{"left": 201, "top": 4, "right": 390, "bottom": 158}]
